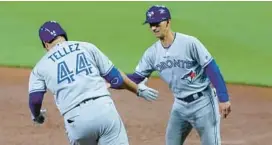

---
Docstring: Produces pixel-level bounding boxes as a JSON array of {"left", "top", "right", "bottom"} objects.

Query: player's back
[{"left": 31, "top": 41, "right": 111, "bottom": 115}]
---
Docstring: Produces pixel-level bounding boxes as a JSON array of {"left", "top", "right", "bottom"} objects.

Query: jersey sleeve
[
  {"left": 87, "top": 44, "right": 114, "bottom": 76},
  {"left": 28, "top": 67, "right": 47, "bottom": 94},
  {"left": 190, "top": 37, "right": 213, "bottom": 68},
  {"left": 135, "top": 48, "right": 155, "bottom": 77}
]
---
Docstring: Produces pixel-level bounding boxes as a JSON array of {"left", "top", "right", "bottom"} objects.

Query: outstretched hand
[{"left": 137, "top": 78, "right": 159, "bottom": 101}]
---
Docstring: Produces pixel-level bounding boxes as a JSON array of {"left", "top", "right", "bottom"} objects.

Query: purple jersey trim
[
  {"left": 127, "top": 72, "right": 146, "bottom": 84},
  {"left": 103, "top": 66, "right": 124, "bottom": 89}
]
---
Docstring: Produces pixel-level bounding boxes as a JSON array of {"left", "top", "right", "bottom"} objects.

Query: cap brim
[
  {"left": 142, "top": 19, "right": 167, "bottom": 25},
  {"left": 142, "top": 19, "right": 161, "bottom": 25}
]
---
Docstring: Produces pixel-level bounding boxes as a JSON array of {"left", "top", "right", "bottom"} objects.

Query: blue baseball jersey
[
  {"left": 135, "top": 32, "right": 213, "bottom": 98},
  {"left": 28, "top": 41, "right": 113, "bottom": 115}
]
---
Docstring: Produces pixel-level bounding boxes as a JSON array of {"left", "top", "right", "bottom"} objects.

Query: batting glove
[
  {"left": 31, "top": 109, "right": 47, "bottom": 125},
  {"left": 137, "top": 78, "right": 159, "bottom": 101}
]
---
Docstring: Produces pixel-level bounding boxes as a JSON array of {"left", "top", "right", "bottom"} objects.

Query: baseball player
[
  {"left": 127, "top": 5, "right": 231, "bottom": 145},
  {"left": 28, "top": 20, "right": 159, "bottom": 145}
]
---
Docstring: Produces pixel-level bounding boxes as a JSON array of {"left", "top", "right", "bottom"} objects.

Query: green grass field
[{"left": 0, "top": 1, "right": 271, "bottom": 86}]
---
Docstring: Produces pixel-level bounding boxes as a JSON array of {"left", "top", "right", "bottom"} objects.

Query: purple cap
[
  {"left": 143, "top": 5, "right": 171, "bottom": 24},
  {"left": 39, "top": 20, "right": 67, "bottom": 43}
]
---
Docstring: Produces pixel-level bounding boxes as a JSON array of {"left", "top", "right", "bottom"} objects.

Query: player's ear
[
  {"left": 44, "top": 43, "right": 49, "bottom": 51},
  {"left": 166, "top": 20, "right": 171, "bottom": 28}
]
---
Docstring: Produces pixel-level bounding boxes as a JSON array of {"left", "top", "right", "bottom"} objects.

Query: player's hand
[
  {"left": 219, "top": 101, "right": 231, "bottom": 118},
  {"left": 137, "top": 78, "right": 159, "bottom": 101},
  {"left": 31, "top": 109, "right": 47, "bottom": 125}
]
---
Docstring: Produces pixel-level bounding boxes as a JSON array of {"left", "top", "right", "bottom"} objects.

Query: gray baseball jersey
[
  {"left": 135, "top": 32, "right": 213, "bottom": 99},
  {"left": 28, "top": 41, "right": 113, "bottom": 115}
]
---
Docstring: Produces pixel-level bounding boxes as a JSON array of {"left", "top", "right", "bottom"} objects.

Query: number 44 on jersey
[{"left": 57, "top": 52, "right": 92, "bottom": 84}]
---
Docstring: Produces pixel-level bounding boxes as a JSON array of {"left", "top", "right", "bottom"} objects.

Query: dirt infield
[{"left": 0, "top": 67, "right": 272, "bottom": 145}]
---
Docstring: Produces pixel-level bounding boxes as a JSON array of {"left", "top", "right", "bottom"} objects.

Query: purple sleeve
[
  {"left": 102, "top": 66, "right": 124, "bottom": 89},
  {"left": 204, "top": 60, "right": 229, "bottom": 102},
  {"left": 29, "top": 91, "right": 45, "bottom": 117},
  {"left": 127, "top": 72, "right": 146, "bottom": 84}
]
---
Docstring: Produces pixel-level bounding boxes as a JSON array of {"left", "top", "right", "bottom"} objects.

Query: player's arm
[
  {"left": 102, "top": 67, "right": 149, "bottom": 95},
  {"left": 190, "top": 37, "right": 229, "bottom": 102},
  {"left": 204, "top": 60, "right": 229, "bottom": 102},
  {"left": 102, "top": 66, "right": 137, "bottom": 93},
  {"left": 89, "top": 44, "right": 158, "bottom": 101},
  {"left": 203, "top": 58, "right": 231, "bottom": 118},
  {"left": 28, "top": 68, "right": 47, "bottom": 124},
  {"left": 127, "top": 72, "right": 146, "bottom": 84},
  {"left": 127, "top": 49, "right": 154, "bottom": 84}
]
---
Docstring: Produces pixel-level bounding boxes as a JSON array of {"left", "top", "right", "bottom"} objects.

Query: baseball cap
[
  {"left": 143, "top": 5, "right": 171, "bottom": 24},
  {"left": 39, "top": 20, "right": 67, "bottom": 43}
]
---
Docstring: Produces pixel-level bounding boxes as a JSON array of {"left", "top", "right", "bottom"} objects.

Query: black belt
[
  {"left": 178, "top": 92, "right": 203, "bottom": 103},
  {"left": 177, "top": 87, "right": 208, "bottom": 103},
  {"left": 74, "top": 96, "right": 101, "bottom": 108},
  {"left": 63, "top": 96, "right": 103, "bottom": 116}
]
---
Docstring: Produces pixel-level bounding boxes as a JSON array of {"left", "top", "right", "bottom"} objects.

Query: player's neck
[
  {"left": 47, "top": 37, "right": 66, "bottom": 51},
  {"left": 160, "top": 31, "right": 175, "bottom": 48}
]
